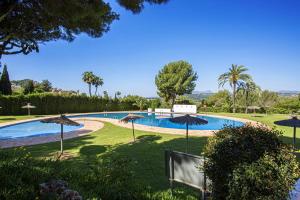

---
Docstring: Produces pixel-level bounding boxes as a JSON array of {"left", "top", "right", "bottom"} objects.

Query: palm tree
[
  {"left": 82, "top": 71, "right": 95, "bottom": 97},
  {"left": 133, "top": 97, "right": 148, "bottom": 111},
  {"left": 92, "top": 76, "right": 104, "bottom": 96},
  {"left": 238, "top": 81, "right": 260, "bottom": 113},
  {"left": 218, "top": 65, "right": 252, "bottom": 113}
]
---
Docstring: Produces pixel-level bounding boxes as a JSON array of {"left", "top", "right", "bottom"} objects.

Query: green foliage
[
  {"left": 0, "top": 0, "right": 168, "bottom": 57},
  {"left": 204, "top": 90, "right": 232, "bottom": 112},
  {"left": 149, "top": 98, "right": 161, "bottom": 109},
  {"left": 0, "top": 93, "right": 137, "bottom": 115},
  {"left": 228, "top": 151, "right": 300, "bottom": 200},
  {"left": 0, "top": 148, "right": 146, "bottom": 200},
  {"left": 39, "top": 80, "right": 52, "bottom": 92},
  {"left": 258, "top": 90, "right": 279, "bottom": 113},
  {"left": 237, "top": 81, "right": 260, "bottom": 113},
  {"left": 175, "top": 95, "right": 195, "bottom": 105},
  {"left": 273, "top": 96, "right": 300, "bottom": 114},
  {"left": 92, "top": 75, "right": 104, "bottom": 96},
  {"left": 133, "top": 97, "right": 148, "bottom": 111},
  {"left": 203, "top": 125, "right": 299, "bottom": 200},
  {"left": 23, "top": 79, "right": 35, "bottom": 95},
  {"left": 0, "top": 64, "right": 12, "bottom": 95},
  {"left": 155, "top": 60, "right": 198, "bottom": 106},
  {"left": 218, "top": 64, "right": 252, "bottom": 113}
]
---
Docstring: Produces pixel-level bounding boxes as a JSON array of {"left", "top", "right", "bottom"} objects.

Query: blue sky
[{"left": 2, "top": 0, "right": 300, "bottom": 97}]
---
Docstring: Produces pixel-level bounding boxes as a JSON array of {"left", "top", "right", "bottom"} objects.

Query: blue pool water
[
  {"left": 0, "top": 121, "right": 83, "bottom": 140},
  {"left": 0, "top": 112, "right": 244, "bottom": 139}
]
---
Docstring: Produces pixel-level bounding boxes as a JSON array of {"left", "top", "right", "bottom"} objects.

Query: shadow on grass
[{"left": 0, "top": 117, "right": 16, "bottom": 121}]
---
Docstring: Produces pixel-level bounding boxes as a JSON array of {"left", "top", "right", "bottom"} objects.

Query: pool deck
[{"left": 0, "top": 112, "right": 259, "bottom": 149}]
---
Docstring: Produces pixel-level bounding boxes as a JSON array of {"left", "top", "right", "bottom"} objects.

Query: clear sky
[{"left": 2, "top": 0, "right": 300, "bottom": 97}]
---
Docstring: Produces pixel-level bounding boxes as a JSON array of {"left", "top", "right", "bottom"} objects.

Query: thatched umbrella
[
  {"left": 22, "top": 103, "right": 36, "bottom": 115},
  {"left": 247, "top": 106, "right": 261, "bottom": 114},
  {"left": 169, "top": 114, "right": 208, "bottom": 153},
  {"left": 120, "top": 114, "right": 144, "bottom": 142},
  {"left": 40, "top": 114, "right": 80, "bottom": 155},
  {"left": 274, "top": 116, "right": 300, "bottom": 150}
]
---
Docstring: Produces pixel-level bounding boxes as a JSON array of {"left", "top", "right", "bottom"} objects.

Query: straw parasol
[
  {"left": 274, "top": 116, "right": 300, "bottom": 150},
  {"left": 247, "top": 106, "right": 261, "bottom": 114},
  {"left": 169, "top": 114, "right": 208, "bottom": 153},
  {"left": 40, "top": 114, "right": 80, "bottom": 155},
  {"left": 22, "top": 103, "right": 36, "bottom": 115},
  {"left": 120, "top": 114, "right": 144, "bottom": 142}
]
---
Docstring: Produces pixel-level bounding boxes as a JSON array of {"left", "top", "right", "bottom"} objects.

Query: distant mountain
[
  {"left": 186, "top": 91, "right": 215, "bottom": 100},
  {"left": 277, "top": 90, "right": 300, "bottom": 97}
]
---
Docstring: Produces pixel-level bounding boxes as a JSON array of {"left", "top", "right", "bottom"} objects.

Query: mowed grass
[
  {"left": 1, "top": 112, "right": 299, "bottom": 197},
  {"left": 203, "top": 112, "right": 299, "bottom": 148},
  {"left": 0, "top": 115, "right": 45, "bottom": 123},
  {"left": 9, "top": 122, "right": 208, "bottom": 198}
]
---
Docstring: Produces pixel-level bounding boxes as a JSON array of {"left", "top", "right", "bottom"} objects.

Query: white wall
[{"left": 173, "top": 104, "right": 197, "bottom": 114}]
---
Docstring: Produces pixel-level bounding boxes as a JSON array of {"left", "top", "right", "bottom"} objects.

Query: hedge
[{"left": 0, "top": 93, "right": 138, "bottom": 115}]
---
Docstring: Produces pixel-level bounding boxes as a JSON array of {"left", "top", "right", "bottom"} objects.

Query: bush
[
  {"left": 228, "top": 151, "right": 300, "bottom": 200},
  {"left": 0, "top": 93, "right": 139, "bottom": 115},
  {"left": 203, "top": 125, "right": 300, "bottom": 200}
]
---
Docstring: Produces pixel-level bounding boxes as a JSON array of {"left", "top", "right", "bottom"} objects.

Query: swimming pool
[{"left": 0, "top": 112, "right": 244, "bottom": 140}]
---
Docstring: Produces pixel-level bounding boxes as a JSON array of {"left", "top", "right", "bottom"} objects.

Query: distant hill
[
  {"left": 277, "top": 90, "right": 300, "bottom": 97},
  {"left": 186, "top": 91, "right": 215, "bottom": 100}
]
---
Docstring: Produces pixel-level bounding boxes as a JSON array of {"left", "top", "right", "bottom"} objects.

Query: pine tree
[{"left": 0, "top": 64, "right": 12, "bottom": 95}]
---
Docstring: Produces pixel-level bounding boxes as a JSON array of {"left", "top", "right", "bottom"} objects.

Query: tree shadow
[
  {"left": 99, "top": 134, "right": 208, "bottom": 198},
  {"left": 80, "top": 145, "right": 107, "bottom": 157},
  {"left": 0, "top": 117, "right": 16, "bottom": 121}
]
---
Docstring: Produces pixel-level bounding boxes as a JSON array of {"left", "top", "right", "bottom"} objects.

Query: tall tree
[
  {"left": 218, "top": 64, "right": 252, "bottom": 113},
  {"left": 0, "top": 0, "right": 169, "bottom": 59},
  {"left": 155, "top": 61, "right": 198, "bottom": 106},
  {"left": 238, "top": 81, "right": 260, "bottom": 113},
  {"left": 23, "top": 80, "right": 34, "bottom": 94},
  {"left": 133, "top": 97, "right": 148, "bottom": 111},
  {"left": 92, "top": 76, "right": 104, "bottom": 96},
  {"left": 40, "top": 80, "right": 52, "bottom": 92},
  {"left": 115, "top": 91, "right": 121, "bottom": 99},
  {"left": 82, "top": 71, "right": 95, "bottom": 97},
  {"left": 0, "top": 64, "right": 12, "bottom": 95},
  {"left": 259, "top": 90, "right": 279, "bottom": 113}
]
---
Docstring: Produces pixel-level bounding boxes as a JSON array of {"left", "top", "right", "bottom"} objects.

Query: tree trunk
[
  {"left": 95, "top": 86, "right": 98, "bottom": 96},
  {"left": 132, "top": 121, "right": 135, "bottom": 141},
  {"left": 60, "top": 124, "right": 64, "bottom": 155},
  {"left": 88, "top": 83, "right": 91, "bottom": 97},
  {"left": 233, "top": 83, "right": 236, "bottom": 113},
  {"left": 186, "top": 123, "right": 189, "bottom": 153},
  {"left": 245, "top": 92, "right": 248, "bottom": 114}
]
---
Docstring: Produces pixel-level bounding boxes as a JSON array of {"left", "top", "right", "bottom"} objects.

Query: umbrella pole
[
  {"left": 28, "top": 108, "right": 30, "bottom": 116},
  {"left": 186, "top": 123, "right": 189, "bottom": 153},
  {"left": 60, "top": 124, "right": 64, "bottom": 155},
  {"left": 293, "top": 126, "right": 296, "bottom": 151},
  {"left": 132, "top": 121, "right": 135, "bottom": 142}
]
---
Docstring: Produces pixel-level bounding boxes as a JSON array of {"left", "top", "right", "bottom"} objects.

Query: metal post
[
  {"left": 186, "top": 123, "right": 189, "bottom": 153},
  {"left": 170, "top": 151, "right": 174, "bottom": 196},
  {"left": 132, "top": 121, "right": 135, "bottom": 141},
  {"left": 61, "top": 124, "right": 64, "bottom": 154},
  {"left": 293, "top": 126, "right": 296, "bottom": 151}
]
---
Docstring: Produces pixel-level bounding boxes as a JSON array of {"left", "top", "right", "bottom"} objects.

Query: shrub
[
  {"left": 203, "top": 125, "right": 300, "bottom": 200},
  {"left": 0, "top": 93, "right": 139, "bottom": 115},
  {"left": 228, "top": 151, "right": 300, "bottom": 200}
]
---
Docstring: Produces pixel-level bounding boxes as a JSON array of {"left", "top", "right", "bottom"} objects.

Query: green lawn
[
  {"left": 1, "top": 112, "right": 298, "bottom": 198},
  {"left": 8, "top": 122, "right": 208, "bottom": 199},
  {"left": 0, "top": 115, "right": 45, "bottom": 123},
  {"left": 203, "top": 112, "right": 298, "bottom": 148}
]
